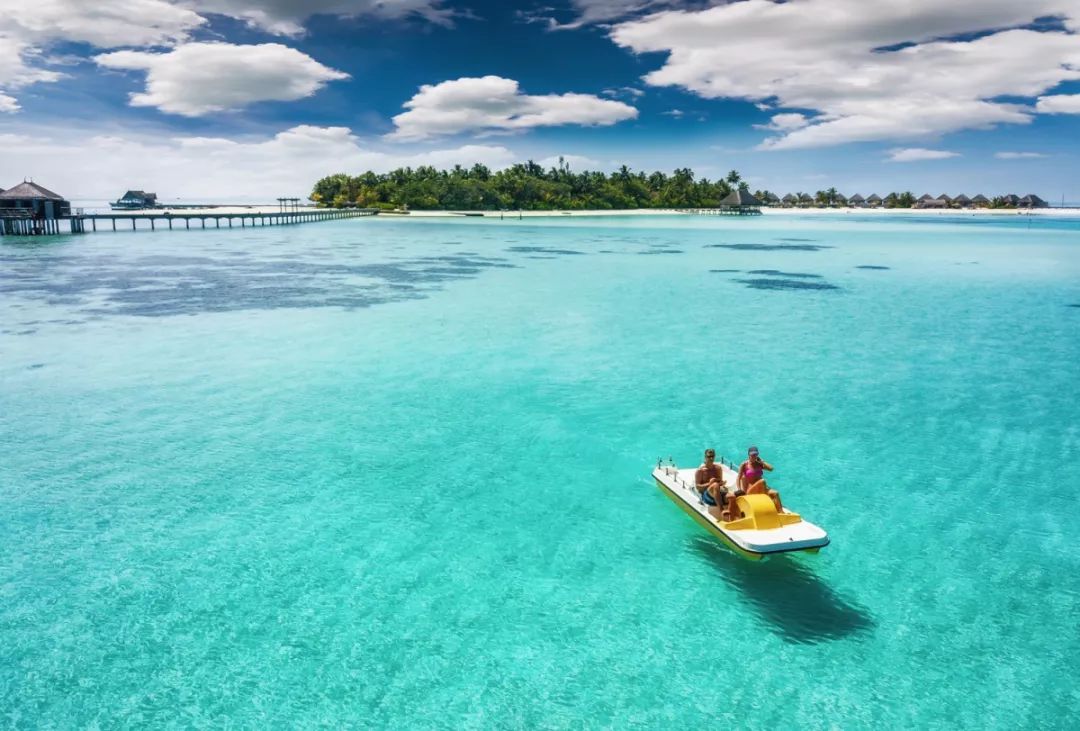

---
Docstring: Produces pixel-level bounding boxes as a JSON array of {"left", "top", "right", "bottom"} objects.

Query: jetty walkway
[{"left": 1, "top": 207, "right": 378, "bottom": 236}]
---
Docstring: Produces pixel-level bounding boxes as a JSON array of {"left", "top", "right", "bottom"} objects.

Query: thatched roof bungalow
[
  {"left": 953, "top": 194, "right": 972, "bottom": 208},
  {"left": 1018, "top": 194, "right": 1048, "bottom": 208},
  {"left": 0, "top": 181, "right": 70, "bottom": 219},
  {"left": 719, "top": 188, "right": 763, "bottom": 213},
  {"left": 918, "top": 193, "right": 934, "bottom": 203},
  {"left": 797, "top": 193, "right": 814, "bottom": 207},
  {"left": 781, "top": 193, "right": 797, "bottom": 207},
  {"left": 1003, "top": 194, "right": 1020, "bottom": 206},
  {"left": 915, "top": 197, "right": 948, "bottom": 209},
  {"left": 971, "top": 194, "right": 990, "bottom": 207},
  {"left": 848, "top": 193, "right": 866, "bottom": 206},
  {"left": 867, "top": 194, "right": 883, "bottom": 207}
]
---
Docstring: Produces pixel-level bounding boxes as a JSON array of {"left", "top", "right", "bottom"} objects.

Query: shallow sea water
[{"left": 2, "top": 214, "right": 1080, "bottom": 728}]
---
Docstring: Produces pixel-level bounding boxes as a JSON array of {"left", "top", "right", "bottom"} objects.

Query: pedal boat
[{"left": 652, "top": 460, "right": 829, "bottom": 560}]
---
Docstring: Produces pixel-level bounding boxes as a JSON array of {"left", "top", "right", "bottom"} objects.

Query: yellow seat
[{"left": 722, "top": 493, "right": 802, "bottom": 530}]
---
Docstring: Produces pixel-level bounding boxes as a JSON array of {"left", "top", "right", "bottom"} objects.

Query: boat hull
[{"left": 652, "top": 465, "right": 829, "bottom": 559}]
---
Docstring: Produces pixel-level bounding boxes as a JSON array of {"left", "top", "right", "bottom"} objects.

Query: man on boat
[
  {"left": 738, "top": 446, "right": 783, "bottom": 512},
  {"left": 695, "top": 449, "right": 742, "bottom": 521}
]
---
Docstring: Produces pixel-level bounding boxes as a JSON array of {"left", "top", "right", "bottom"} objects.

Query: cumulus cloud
[
  {"left": 0, "top": 91, "right": 18, "bottom": 113},
  {"left": 95, "top": 42, "right": 348, "bottom": 116},
  {"left": 887, "top": 148, "right": 959, "bottom": 162},
  {"left": 754, "top": 112, "right": 809, "bottom": 131},
  {"left": 188, "top": 0, "right": 455, "bottom": 35},
  {"left": 387, "top": 76, "right": 638, "bottom": 141},
  {"left": 610, "top": 0, "right": 1080, "bottom": 149},
  {"left": 1035, "top": 94, "right": 1080, "bottom": 114},
  {"left": 0, "top": 125, "right": 518, "bottom": 199},
  {"left": 995, "top": 151, "right": 1047, "bottom": 159}
]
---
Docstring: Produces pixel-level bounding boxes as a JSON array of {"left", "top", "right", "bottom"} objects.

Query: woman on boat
[{"left": 738, "top": 446, "right": 783, "bottom": 512}]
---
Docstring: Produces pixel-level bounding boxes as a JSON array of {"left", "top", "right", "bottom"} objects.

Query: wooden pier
[
  {"left": 2, "top": 207, "right": 378, "bottom": 236},
  {"left": 678, "top": 206, "right": 762, "bottom": 216}
]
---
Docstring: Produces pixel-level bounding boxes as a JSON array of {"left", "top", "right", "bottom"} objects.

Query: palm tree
[{"left": 726, "top": 170, "right": 741, "bottom": 186}]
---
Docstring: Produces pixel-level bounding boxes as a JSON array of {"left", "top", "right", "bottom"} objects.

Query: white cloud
[
  {"left": 662, "top": 109, "right": 684, "bottom": 117},
  {"left": 887, "top": 148, "right": 960, "bottom": 162},
  {"left": 1035, "top": 94, "right": 1080, "bottom": 114},
  {"left": 610, "top": 0, "right": 1080, "bottom": 149},
  {"left": 754, "top": 112, "right": 809, "bottom": 131},
  {"left": 95, "top": 42, "right": 348, "bottom": 116},
  {"left": 387, "top": 76, "right": 638, "bottom": 141},
  {"left": 0, "top": 0, "right": 205, "bottom": 47},
  {"left": 995, "top": 151, "right": 1048, "bottom": 159},
  {"left": 0, "top": 91, "right": 18, "bottom": 112},
  {"left": 0, "top": 125, "right": 518, "bottom": 200},
  {"left": 188, "top": 0, "right": 455, "bottom": 35}
]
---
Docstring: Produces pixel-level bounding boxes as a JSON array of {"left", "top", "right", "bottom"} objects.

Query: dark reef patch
[
  {"left": 709, "top": 268, "right": 741, "bottom": 273},
  {"left": 856, "top": 265, "right": 891, "bottom": 270},
  {"left": 746, "top": 269, "right": 823, "bottom": 279},
  {"left": 638, "top": 249, "right": 683, "bottom": 255},
  {"left": 706, "top": 243, "right": 831, "bottom": 252},
  {"left": 736, "top": 278, "right": 841, "bottom": 292},
  {"left": 506, "top": 246, "right": 586, "bottom": 256},
  {"left": 776, "top": 237, "right": 819, "bottom": 242}
]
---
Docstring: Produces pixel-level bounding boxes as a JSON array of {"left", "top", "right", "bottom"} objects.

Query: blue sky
[{"left": 2, "top": 0, "right": 1079, "bottom": 201}]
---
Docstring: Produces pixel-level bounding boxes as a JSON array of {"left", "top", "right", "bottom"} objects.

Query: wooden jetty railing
[
  {"left": 2, "top": 207, "right": 378, "bottom": 236},
  {"left": 678, "top": 206, "right": 762, "bottom": 216}
]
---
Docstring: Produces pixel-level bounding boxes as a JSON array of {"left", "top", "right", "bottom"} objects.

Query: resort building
[
  {"left": 112, "top": 190, "right": 158, "bottom": 209},
  {"left": 719, "top": 188, "right": 763, "bottom": 214},
  {"left": 953, "top": 194, "right": 972, "bottom": 208},
  {"left": 971, "top": 194, "right": 990, "bottom": 208},
  {"left": 781, "top": 193, "right": 798, "bottom": 207},
  {"left": 848, "top": 194, "right": 866, "bottom": 207},
  {"left": 918, "top": 193, "right": 935, "bottom": 204},
  {"left": 0, "top": 181, "right": 72, "bottom": 235},
  {"left": 1018, "top": 194, "right": 1048, "bottom": 208},
  {"left": 867, "top": 194, "right": 883, "bottom": 208},
  {"left": 1003, "top": 194, "right": 1020, "bottom": 206},
  {"left": 915, "top": 197, "right": 949, "bottom": 209},
  {"left": 798, "top": 193, "right": 814, "bottom": 207}
]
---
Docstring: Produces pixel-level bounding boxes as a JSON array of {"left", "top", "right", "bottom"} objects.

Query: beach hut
[
  {"left": 971, "top": 194, "right": 990, "bottom": 208},
  {"left": 937, "top": 194, "right": 953, "bottom": 205},
  {"left": 1018, "top": 194, "right": 1048, "bottom": 208},
  {"left": 1003, "top": 194, "right": 1020, "bottom": 206},
  {"left": 0, "top": 181, "right": 71, "bottom": 234},
  {"left": 833, "top": 193, "right": 848, "bottom": 207},
  {"left": 719, "top": 188, "right": 763, "bottom": 214},
  {"left": 918, "top": 193, "right": 934, "bottom": 203},
  {"left": 867, "top": 194, "right": 883, "bottom": 208},
  {"left": 849, "top": 194, "right": 866, "bottom": 207},
  {"left": 915, "top": 196, "right": 948, "bottom": 209},
  {"left": 952, "top": 194, "right": 972, "bottom": 208},
  {"left": 781, "top": 193, "right": 797, "bottom": 208},
  {"left": 765, "top": 192, "right": 781, "bottom": 206},
  {"left": 798, "top": 193, "right": 814, "bottom": 208}
]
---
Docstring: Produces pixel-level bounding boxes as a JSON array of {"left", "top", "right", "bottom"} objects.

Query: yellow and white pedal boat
[{"left": 652, "top": 458, "right": 829, "bottom": 560}]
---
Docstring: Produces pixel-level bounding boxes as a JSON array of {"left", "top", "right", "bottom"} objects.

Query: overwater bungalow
[
  {"left": 719, "top": 188, "right": 763, "bottom": 214},
  {"left": 867, "top": 194, "right": 883, "bottom": 208},
  {"left": 848, "top": 193, "right": 866, "bottom": 207},
  {"left": 953, "top": 194, "right": 972, "bottom": 208},
  {"left": 0, "top": 180, "right": 72, "bottom": 235},
  {"left": 112, "top": 190, "right": 158, "bottom": 210}
]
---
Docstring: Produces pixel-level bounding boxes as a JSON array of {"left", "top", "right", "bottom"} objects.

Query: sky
[{"left": 1, "top": 0, "right": 1079, "bottom": 202}]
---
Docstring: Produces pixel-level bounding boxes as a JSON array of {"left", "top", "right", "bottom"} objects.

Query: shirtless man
[
  {"left": 737, "top": 445, "right": 783, "bottom": 512},
  {"left": 695, "top": 449, "right": 742, "bottom": 521}
]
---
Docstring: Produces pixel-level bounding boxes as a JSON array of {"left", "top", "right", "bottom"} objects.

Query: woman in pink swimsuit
[{"left": 738, "top": 446, "right": 783, "bottom": 512}]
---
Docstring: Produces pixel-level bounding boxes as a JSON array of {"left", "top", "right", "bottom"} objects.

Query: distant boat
[{"left": 111, "top": 190, "right": 158, "bottom": 210}]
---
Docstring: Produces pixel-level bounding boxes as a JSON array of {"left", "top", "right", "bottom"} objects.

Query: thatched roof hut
[
  {"left": 1003, "top": 194, "right": 1020, "bottom": 205},
  {"left": 1018, "top": 194, "right": 1048, "bottom": 208},
  {"left": 953, "top": 194, "right": 972, "bottom": 207},
  {"left": 720, "top": 188, "right": 763, "bottom": 208},
  {"left": 0, "top": 180, "right": 70, "bottom": 219},
  {"left": 971, "top": 194, "right": 990, "bottom": 206},
  {"left": 937, "top": 193, "right": 953, "bottom": 203},
  {"left": 867, "top": 194, "right": 883, "bottom": 206},
  {"left": 781, "top": 193, "right": 797, "bottom": 206},
  {"left": 849, "top": 194, "right": 866, "bottom": 205},
  {"left": 918, "top": 193, "right": 934, "bottom": 202}
]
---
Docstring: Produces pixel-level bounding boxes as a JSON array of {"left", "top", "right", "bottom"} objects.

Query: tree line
[{"left": 310, "top": 160, "right": 757, "bottom": 210}]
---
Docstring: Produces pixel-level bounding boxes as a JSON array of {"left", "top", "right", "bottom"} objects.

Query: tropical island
[{"left": 311, "top": 161, "right": 1048, "bottom": 212}]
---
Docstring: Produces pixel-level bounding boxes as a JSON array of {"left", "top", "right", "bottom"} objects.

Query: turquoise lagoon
[{"left": 2, "top": 214, "right": 1079, "bottom": 728}]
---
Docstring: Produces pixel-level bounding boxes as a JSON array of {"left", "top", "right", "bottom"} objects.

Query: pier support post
[
  {"left": 151, "top": 218, "right": 155, "bottom": 231},
  {"left": 112, "top": 218, "right": 116, "bottom": 231}
]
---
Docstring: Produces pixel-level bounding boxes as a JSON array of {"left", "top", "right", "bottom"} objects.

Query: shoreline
[
  {"left": 89, "top": 205, "right": 1080, "bottom": 219},
  {"left": 380, "top": 206, "right": 1080, "bottom": 219}
]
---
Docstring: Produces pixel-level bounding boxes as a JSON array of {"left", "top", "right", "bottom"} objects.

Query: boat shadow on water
[{"left": 688, "top": 537, "right": 874, "bottom": 645}]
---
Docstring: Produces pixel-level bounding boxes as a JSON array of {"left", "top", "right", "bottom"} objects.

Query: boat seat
[{"left": 722, "top": 494, "right": 801, "bottom": 530}]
